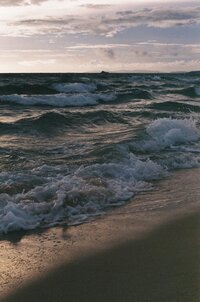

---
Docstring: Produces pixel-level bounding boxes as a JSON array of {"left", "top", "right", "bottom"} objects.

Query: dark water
[{"left": 0, "top": 72, "right": 200, "bottom": 233}]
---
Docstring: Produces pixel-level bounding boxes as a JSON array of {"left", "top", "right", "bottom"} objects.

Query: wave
[
  {"left": 1, "top": 116, "right": 200, "bottom": 233},
  {"left": 169, "top": 87, "right": 200, "bottom": 98},
  {"left": 0, "top": 110, "right": 129, "bottom": 135},
  {"left": 130, "top": 89, "right": 153, "bottom": 99},
  {"left": 0, "top": 89, "right": 153, "bottom": 108},
  {"left": 0, "top": 154, "right": 166, "bottom": 233},
  {"left": 195, "top": 87, "right": 200, "bottom": 96},
  {"left": 132, "top": 117, "right": 200, "bottom": 152},
  {"left": 36, "top": 110, "right": 124, "bottom": 126},
  {"left": 16, "top": 111, "right": 72, "bottom": 133},
  {"left": 149, "top": 101, "right": 200, "bottom": 112},
  {"left": 0, "top": 92, "right": 116, "bottom": 107},
  {"left": 0, "top": 84, "right": 57, "bottom": 95},
  {"left": 117, "top": 89, "right": 153, "bottom": 103},
  {"left": 53, "top": 82, "right": 97, "bottom": 93}
]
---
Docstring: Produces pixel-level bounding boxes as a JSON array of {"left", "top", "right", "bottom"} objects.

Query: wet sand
[
  {"left": 2, "top": 212, "right": 200, "bottom": 302},
  {"left": 1, "top": 168, "right": 200, "bottom": 301}
]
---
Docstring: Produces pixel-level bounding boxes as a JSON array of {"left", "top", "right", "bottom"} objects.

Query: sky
[{"left": 0, "top": 0, "right": 199, "bottom": 72}]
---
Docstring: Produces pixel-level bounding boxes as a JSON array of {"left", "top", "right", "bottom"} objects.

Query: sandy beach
[{"left": 1, "top": 168, "right": 200, "bottom": 301}]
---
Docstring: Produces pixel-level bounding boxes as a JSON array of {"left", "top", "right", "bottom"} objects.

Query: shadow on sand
[{"left": 2, "top": 212, "right": 200, "bottom": 302}]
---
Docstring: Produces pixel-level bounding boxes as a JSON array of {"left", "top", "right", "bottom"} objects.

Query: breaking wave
[
  {"left": 0, "top": 154, "right": 166, "bottom": 233},
  {"left": 53, "top": 82, "right": 97, "bottom": 93},
  {"left": 133, "top": 117, "right": 200, "bottom": 152},
  {"left": 1, "top": 116, "right": 200, "bottom": 233},
  {"left": 0, "top": 92, "right": 116, "bottom": 107}
]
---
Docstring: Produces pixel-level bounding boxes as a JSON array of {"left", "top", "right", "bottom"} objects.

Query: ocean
[{"left": 0, "top": 71, "right": 200, "bottom": 234}]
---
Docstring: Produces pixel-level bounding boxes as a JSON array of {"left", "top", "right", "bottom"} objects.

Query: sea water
[{"left": 0, "top": 71, "right": 200, "bottom": 233}]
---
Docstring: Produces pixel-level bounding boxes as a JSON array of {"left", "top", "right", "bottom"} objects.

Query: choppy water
[{"left": 0, "top": 71, "right": 200, "bottom": 233}]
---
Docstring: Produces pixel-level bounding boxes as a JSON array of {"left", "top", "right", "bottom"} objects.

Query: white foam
[
  {"left": 0, "top": 92, "right": 116, "bottom": 107},
  {"left": 152, "top": 75, "right": 161, "bottom": 81},
  {"left": 53, "top": 82, "right": 97, "bottom": 93},
  {"left": 0, "top": 154, "right": 166, "bottom": 233},
  {"left": 135, "top": 118, "right": 200, "bottom": 151},
  {"left": 195, "top": 87, "right": 200, "bottom": 96},
  {"left": 0, "top": 200, "right": 39, "bottom": 233},
  {"left": 160, "top": 154, "right": 200, "bottom": 170}
]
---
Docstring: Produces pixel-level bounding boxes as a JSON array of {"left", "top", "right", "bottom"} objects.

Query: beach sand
[{"left": 1, "top": 168, "right": 200, "bottom": 301}]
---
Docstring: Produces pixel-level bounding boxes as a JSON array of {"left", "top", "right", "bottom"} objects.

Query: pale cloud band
[
  {"left": 0, "top": 0, "right": 53, "bottom": 6},
  {"left": 3, "top": 5, "right": 200, "bottom": 37}
]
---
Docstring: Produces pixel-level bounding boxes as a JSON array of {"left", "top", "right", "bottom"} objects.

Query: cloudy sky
[{"left": 0, "top": 0, "right": 200, "bottom": 72}]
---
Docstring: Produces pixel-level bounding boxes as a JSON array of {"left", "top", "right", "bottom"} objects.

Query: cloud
[
  {"left": 110, "top": 6, "right": 200, "bottom": 31},
  {"left": 67, "top": 43, "right": 117, "bottom": 61},
  {"left": 0, "top": 40, "right": 199, "bottom": 72},
  {"left": 103, "top": 48, "right": 115, "bottom": 59},
  {"left": 0, "top": 0, "right": 49, "bottom": 6},
  {"left": 7, "top": 5, "right": 200, "bottom": 37},
  {"left": 65, "top": 41, "right": 200, "bottom": 64},
  {"left": 18, "top": 58, "right": 56, "bottom": 66},
  {"left": 66, "top": 43, "right": 130, "bottom": 49},
  {"left": 79, "top": 4, "right": 112, "bottom": 9}
]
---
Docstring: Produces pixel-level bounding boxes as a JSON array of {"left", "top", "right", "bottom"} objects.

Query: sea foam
[
  {"left": 0, "top": 154, "right": 165, "bottom": 233},
  {"left": 195, "top": 87, "right": 200, "bottom": 96},
  {"left": 53, "top": 82, "right": 97, "bottom": 93},
  {"left": 0, "top": 92, "right": 116, "bottom": 107},
  {"left": 135, "top": 117, "right": 200, "bottom": 151}
]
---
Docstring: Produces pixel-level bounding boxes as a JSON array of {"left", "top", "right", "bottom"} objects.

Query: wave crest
[
  {"left": 53, "top": 82, "right": 97, "bottom": 93},
  {"left": 133, "top": 117, "right": 200, "bottom": 151},
  {"left": 0, "top": 92, "right": 116, "bottom": 107},
  {"left": 0, "top": 154, "right": 166, "bottom": 233}
]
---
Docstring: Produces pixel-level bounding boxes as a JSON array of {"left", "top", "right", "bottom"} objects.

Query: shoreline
[{"left": 1, "top": 168, "right": 200, "bottom": 300}]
